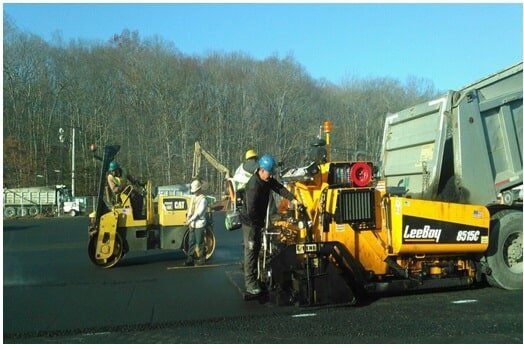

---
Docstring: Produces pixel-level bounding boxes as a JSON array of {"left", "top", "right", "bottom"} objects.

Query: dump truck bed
[
  {"left": 380, "top": 62, "right": 523, "bottom": 205},
  {"left": 4, "top": 186, "right": 60, "bottom": 206}
]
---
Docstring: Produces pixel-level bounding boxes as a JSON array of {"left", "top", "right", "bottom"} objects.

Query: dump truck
[
  {"left": 380, "top": 62, "right": 522, "bottom": 290},
  {"left": 3, "top": 185, "right": 85, "bottom": 218},
  {"left": 251, "top": 114, "right": 521, "bottom": 306},
  {"left": 380, "top": 62, "right": 522, "bottom": 206}
]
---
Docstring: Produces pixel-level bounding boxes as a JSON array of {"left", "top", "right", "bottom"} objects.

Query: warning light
[{"left": 323, "top": 120, "right": 333, "bottom": 133}]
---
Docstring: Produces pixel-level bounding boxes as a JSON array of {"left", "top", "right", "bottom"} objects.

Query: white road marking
[
  {"left": 224, "top": 270, "right": 245, "bottom": 295},
  {"left": 292, "top": 313, "right": 317, "bottom": 318},
  {"left": 452, "top": 299, "right": 478, "bottom": 304},
  {"left": 166, "top": 262, "right": 238, "bottom": 270},
  {"left": 83, "top": 332, "right": 111, "bottom": 336}
]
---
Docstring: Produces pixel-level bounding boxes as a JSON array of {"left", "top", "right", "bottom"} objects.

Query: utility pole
[
  {"left": 71, "top": 126, "right": 75, "bottom": 197},
  {"left": 59, "top": 126, "right": 77, "bottom": 198}
]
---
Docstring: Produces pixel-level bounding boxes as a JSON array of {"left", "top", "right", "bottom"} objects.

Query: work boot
[
  {"left": 246, "top": 285, "right": 262, "bottom": 295},
  {"left": 195, "top": 258, "right": 206, "bottom": 266},
  {"left": 183, "top": 259, "right": 194, "bottom": 266}
]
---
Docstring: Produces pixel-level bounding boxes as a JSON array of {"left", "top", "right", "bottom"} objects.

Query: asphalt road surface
[{"left": 3, "top": 214, "right": 523, "bottom": 343}]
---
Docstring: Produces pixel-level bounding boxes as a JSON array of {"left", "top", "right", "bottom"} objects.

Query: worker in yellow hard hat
[
  {"left": 232, "top": 149, "right": 259, "bottom": 193},
  {"left": 244, "top": 149, "right": 257, "bottom": 161}
]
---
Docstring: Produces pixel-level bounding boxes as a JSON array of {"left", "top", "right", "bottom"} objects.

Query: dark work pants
[
  {"left": 243, "top": 224, "right": 262, "bottom": 289},
  {"left": 187, "top": 227, "right": 206, "bottom": 262}
]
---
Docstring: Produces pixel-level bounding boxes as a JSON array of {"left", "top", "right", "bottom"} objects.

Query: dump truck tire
[
  {"left": 4, "top": 207, "right": 16, "bottom": 218},
  {"left": 28, "top": 206, "right": 39, "bottom": 217},
  {"left": 485, "top": 210, "right": 523, "bottom": 290}
]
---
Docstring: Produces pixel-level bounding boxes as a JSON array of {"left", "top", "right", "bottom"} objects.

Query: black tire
[
  {"left": 182, "top": 229, "right": 190, "bottom": 257},
  {"left": 204, "top": 226, "right": 216, "bottom": 260},
  {"left": 17, "top": 207, "right": 28, "bottom": 217},
  {"left": 41, "top": 207, "right": 53, "bottom": 216},
  {"left": 28, "top": 206, "right": 39, "bottom": 217},
  {"left": 70, "top": 210, "right": 78, "bottom": 217},
  {"left": 4, "top": 207, "right": 16, "bottom": 218},
  {"left": 485, "top": 210, "right": 523, "bottom": 290},
  {"left": 182, "top": 227, "right": 216, "bottom": 260},
  {"left": 88, "top": 233, "right": 124, "bottom": 268}
]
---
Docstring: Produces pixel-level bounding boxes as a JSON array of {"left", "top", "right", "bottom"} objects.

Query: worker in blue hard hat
[{"left": 239, "top": 154, "right": 300, "bottom": 296}]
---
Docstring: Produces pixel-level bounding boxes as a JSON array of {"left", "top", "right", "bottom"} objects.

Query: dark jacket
[
  {"left": 240, "top": 171, "right": 295, "bottom": 227},
  {"left": 242, "top": 158, "right": 259, "bottom": 174}
]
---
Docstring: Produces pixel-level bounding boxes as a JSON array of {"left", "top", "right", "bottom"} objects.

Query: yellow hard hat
[{"left": 245, "top": 149, "right": 258, "bottom": 160}]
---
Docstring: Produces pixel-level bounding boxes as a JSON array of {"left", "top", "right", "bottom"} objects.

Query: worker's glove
[{"left": 291, "top": 199, "right": 301, "bottom": 207}]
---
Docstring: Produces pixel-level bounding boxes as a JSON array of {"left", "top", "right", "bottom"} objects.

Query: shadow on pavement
[{"left": 116, "top": 251, "right": 186, "bottom": 267}]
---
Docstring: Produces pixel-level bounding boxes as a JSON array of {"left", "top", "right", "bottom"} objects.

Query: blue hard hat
[
  {"left": 109, "top": 161, "right": 120, "bottom": 172},
  {"left": 259, "top": 154, "right": 276, "bottom": 174}
]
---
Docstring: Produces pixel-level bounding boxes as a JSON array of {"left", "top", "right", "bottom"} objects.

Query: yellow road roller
[{"left": 87, "top": 145, "right": 216, "bottom": 268}]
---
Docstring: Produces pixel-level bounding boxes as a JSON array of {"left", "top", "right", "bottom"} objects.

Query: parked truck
[
  {"left": 380, "top": 62, "right": 522, "bottom": 289},
  {"left": 3, "top": 185, "right": 86, "bottom": 218}
]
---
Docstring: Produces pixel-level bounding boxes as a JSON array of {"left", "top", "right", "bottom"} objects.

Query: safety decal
[{"left": 472, "top": 210, "right": 484, "bottom": 219}]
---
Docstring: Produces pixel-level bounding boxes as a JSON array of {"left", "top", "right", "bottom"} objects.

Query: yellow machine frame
[{"left": 263, "top": 120, "right": 494, "bottom": 306}]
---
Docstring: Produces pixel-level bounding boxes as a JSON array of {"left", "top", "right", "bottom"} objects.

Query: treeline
[{"left": 3, "top": 16, "right": 438, "bottom": 196}]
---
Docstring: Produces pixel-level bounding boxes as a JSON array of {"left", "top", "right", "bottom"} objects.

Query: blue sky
[{"left": 4, "top": 3, "right": 523, "bottom": 90}]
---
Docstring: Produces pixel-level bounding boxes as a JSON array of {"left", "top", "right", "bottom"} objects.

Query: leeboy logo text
[{"left": 404, "top": 225, "right": 442, "bottom": 242}]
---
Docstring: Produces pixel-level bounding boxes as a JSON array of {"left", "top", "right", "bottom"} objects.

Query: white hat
[{"left": 190, "top": 179, "right": 202, "bottom": 193}]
